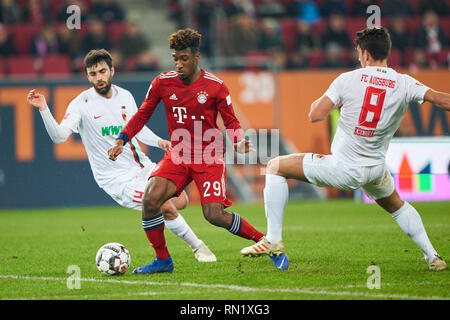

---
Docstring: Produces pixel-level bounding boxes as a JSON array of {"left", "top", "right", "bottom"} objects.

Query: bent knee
[
  {"left": 173, "top": 191, "right": 189, "bottom": 210},
  {"left": 182, "top": 192, "right": 189, "bottom": 207},
  {"left": 161, "top": 201, "right": 178, "bottom": 220},
  {"left": 266, "top": 157, "right": 281, "bottom": 175},
  {"left": 142, "top": 190, "right": 165, "bottom": 211}
]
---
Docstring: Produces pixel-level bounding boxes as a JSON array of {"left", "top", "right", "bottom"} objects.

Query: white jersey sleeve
[
  {"left": 60, "top": 97, "right": 82, "bottom": 133},
  {"left": 136, "top": 126, "right": 162, "bottom": 147},
  {"left": 39, "top": 107, "right": 73, "bottom": 144},
  {"left": 403, "top": 75, "right": 430, "bottom": 104},
  {"left": 39, "top": 95, "right": 83, "bottom": 144},
  {"left": 324, "top": 72, "right": 348, "bottom": 105}
]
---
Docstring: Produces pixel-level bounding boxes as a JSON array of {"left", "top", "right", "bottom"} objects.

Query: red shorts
[{"left": 150, "top": 152, "right": 233, "bottom": 207}]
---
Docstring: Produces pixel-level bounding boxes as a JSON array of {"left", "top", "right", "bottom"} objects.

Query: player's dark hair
[
  {"left": 168, "top": 28, "right": 202, "bottom": 54},
  {"left": 355, "top": 27, "right": 391, "bottom": 61},
  {"left": 84, "top": 49, "right": 113, "bottom": 71}
]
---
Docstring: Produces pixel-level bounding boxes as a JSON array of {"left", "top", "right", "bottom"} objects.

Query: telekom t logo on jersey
[
  {"left": 172, "top": 106, "right": 206, "bottom": 124},
  {"left": 173, "top": 106, "right": 187, "bottom": 124}
]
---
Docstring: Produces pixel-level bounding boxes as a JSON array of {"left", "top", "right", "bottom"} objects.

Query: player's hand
[
  {"left": 234, "top": 138, "right": 256, "bottom": 153},
  {"left": 108, "top": 140, "right": 124, "bottom": 161},
  {"left": 27, "top": 89, "right": 48, "bottom": 111},
  {"left": 158, "top": 139, "right": 172, "bottom": 152}
]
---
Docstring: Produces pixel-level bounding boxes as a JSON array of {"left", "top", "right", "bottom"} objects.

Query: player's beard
[{"left": 94, "top": 76, "right": 112, "bottom": 96}]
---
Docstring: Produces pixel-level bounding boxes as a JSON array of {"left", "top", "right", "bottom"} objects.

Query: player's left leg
[
  {"left": 192, "top": 161, "right": 265, "bottom": 243},
  {"left": 376, "top": 192, "right": 445, "bottom": 270},
  {"left": 363, "top": 167, "right": 446, "bottom": 271},
  {"left": 379, "top": 191, "right": 446, "bottom": 271},
  {"left": 201, "top": 202, "right": 264, "bottom": 243}
]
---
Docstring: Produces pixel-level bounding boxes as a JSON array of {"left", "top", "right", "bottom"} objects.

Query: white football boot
[
  {"left": 428, "top": 255, "right": 447, "bottom": 271},
  {"left": 193, "top": 241, "right": 217, "bottom": 262},
  {"left": 240, "top": 237, "right": 285, "bottom": 257}
]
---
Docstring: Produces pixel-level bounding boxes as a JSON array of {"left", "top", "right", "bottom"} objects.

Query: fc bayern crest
[{"left": 197, "top": 91, "right": 208, "bottom": 104}]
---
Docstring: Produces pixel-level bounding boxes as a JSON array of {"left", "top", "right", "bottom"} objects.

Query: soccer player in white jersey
[
  {"left": 241, "top": 27, "right": 449, "bottom": 271},
  {"left": 27, "top": 49, "right": 216, "bottom": 263}
]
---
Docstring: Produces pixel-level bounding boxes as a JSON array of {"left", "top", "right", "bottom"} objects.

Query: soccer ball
[{"left": 95, "top": 242, "right": 131, "bottom": 275}]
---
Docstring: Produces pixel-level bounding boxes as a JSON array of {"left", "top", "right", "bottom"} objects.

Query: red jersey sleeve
[
  {"left": 217, "top": 82, "right": 243, "bottom": 143},
  {"left": 119, "top": 76, "right": 162, "bottom": 143}
]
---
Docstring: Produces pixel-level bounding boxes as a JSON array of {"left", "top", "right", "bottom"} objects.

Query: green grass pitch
[{"left": 0, "top": 200, "right": 448, "bottom": 300}]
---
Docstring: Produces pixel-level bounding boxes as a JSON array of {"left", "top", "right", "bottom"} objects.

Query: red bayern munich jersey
[{"left": 121, "top": 69, "right": 243, "bottom": 161}]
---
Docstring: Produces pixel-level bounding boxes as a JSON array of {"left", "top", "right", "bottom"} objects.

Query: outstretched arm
[
  {"left": 424, "top": 89, "right": 450, "bottom": 112},
  {"left": 136, "top": 126, "right": 172, "bottom": 152},
  {"left": 27, "top": 89, "right": 72, "bottom": 144},
  {"left": 135, "top": 126, "right": 162, "bottom": 147}
]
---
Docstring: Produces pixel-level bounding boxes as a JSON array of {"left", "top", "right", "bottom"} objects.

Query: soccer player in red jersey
[{"left": 108, "top": 28, "right": 265, "bottom": 274}]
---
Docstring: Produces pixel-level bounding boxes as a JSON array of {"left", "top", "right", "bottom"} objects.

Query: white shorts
[
  {"left": 303, "top": 153, "right": 395, "bottom": 200},
  {"left": 110, "top": 162, "right": 157, "bottom": 211}
]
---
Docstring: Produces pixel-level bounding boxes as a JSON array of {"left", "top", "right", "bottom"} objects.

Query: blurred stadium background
[{"left": 0, "top": 0, "right": 449, "bottom": 209}]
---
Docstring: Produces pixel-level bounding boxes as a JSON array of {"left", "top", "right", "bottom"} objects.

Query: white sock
[
  {"left": 264, "top": 174, "right": 289, "bottom": 244},
  {"left": 164, "top": 214, "right": 203, "bottom": 250},
  {"left": 391, "top": 201, "right": 438, "bottom": 263}
]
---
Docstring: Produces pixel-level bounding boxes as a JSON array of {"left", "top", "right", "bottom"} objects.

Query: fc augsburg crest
[{"left": 121, "top": 106, "right": 127, "bottom": 121}]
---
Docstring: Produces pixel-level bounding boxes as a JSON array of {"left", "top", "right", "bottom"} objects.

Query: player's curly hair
[
  {"left": 355, "top": 27, "right": 391, "bottom": 61},
  {"left": 168, "top": 28, "right": 202, "bottom": 53}
]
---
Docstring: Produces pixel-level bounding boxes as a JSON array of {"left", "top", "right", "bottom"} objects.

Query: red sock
[
  {"left": 228, "top": 212, "right": 264, "bottom": 242},
  {"left": 142, "top": 214, "right": 170, "bottom": 259},
  {"left": 239, "top": 218, "right": 265, "bottom": 242}
]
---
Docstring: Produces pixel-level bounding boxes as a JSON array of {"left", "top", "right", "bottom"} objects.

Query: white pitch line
[
  {"left": 3, "top": 291, "right": 162, "bottom": 300},
  {"left": 0, "top": 275, "right": 448, "bottom": 300},
  {"left": 300, "top": 281, "right": 450, "bottom": 290}
]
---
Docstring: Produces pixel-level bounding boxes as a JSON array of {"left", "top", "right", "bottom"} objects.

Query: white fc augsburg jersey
[
  {"left": 325, "top": 66, "right": 430, "bottom": 166},
  {"left": 59, "top": 85, "right": 155, "bottom": 196}
]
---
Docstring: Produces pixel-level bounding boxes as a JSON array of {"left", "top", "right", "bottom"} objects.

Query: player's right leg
[
  {"left": 133, "top": 176, "right": 178, "bottom": 274},
  {"left": 241, "top": 153, "right": 308, "bottom": 269},
  {"left": 369, "top": 183, "right": 446, "bottom": 271},
  {"left": 264, "top": 153, "right": 309, "bottom": 245}
]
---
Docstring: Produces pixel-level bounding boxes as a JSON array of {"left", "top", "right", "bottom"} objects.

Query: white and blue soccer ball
[{"left": 95, "top": 242, "right": 131, "bottom": 275}]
